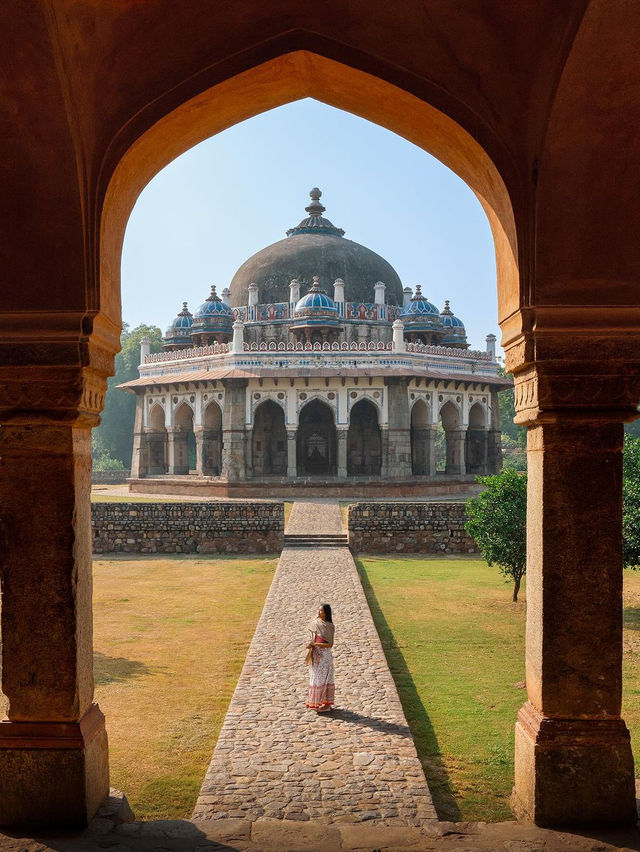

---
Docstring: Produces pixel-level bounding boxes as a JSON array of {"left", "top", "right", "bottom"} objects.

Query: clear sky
[{"left": 121, "top": 98, "right": 499, "bottom": 353}]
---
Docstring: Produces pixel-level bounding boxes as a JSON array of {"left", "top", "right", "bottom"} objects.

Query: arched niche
[
  {"left": 466, "top": 401, "right": 489, "bottom": 475},
  {"left": 410, "top": 398, "right": 432, "bottom": 476},
  {"left": 171, "top": 402, "right": 196, "bottom": 475},
  {"left": 439, "top": 399, "right": 465, "bottom": 475},
  {"left": 202, "top": 400, "right": 223, "bottom": 475},
  {"left": 297, "top": 398, "right": 336, "bottom": 476},
  {"left": 347, "top": 399, "right": 381, "bottom": 476},
  {"left": 252, "top": 399, "right": 287, "bottom": 476},
  {"left": 146, "top": 403, "right": 167, "bottom": 475}
]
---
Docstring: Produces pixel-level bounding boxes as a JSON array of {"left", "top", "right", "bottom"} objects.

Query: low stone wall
[
  {"left": 92, "top": 470, "right": 131, "bottom": 484},
  {"left": 348, "top": 502, "right": 478, "bottom": 554},
  {"left": 92, "top": 502, "right": 284, "bottom": 554}
]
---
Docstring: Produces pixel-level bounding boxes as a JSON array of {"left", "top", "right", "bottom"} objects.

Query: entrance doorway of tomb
[
  {"left": 201, "top": 401, "right": 223, "bottom": 475},
  {"left": 297, "top": 399, "right": 337, "bottom": 476},
  {"left": 171, "top": 402, "right": 196, "bottom": 475},
  {"left": 252, "top": 400, "right": 287, "bottom": 476},
  {"left": 410, "top": 399, "right": 432, "bottom": 476},
  {"left": 466, "top": 402, "right": 488, "bottom": 475},
  {"left": 347, "top": 399, "right": 381, "bottom": 475},
  {"left": 147, "top": 403, "right": 168, "bottom": 474}
]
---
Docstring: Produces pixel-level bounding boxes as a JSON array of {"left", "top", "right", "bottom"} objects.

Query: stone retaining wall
[
  {"left": 92, "top": 502, "right": 284, "bottom": 554},
  {"left": 348, "top": 502, "right": 478, "bottom": 553}
]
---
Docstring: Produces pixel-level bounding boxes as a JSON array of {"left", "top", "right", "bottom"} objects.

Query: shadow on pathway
[{"left": 356, "top": 558, "right": 461, "bottom": 821}]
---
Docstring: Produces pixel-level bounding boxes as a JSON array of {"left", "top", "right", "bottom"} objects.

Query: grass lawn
[
  {"left": 92, "top": 555, "right": 276, "bottom": 820},
  {"left": 358, "top": 557, "right": 640, "bottom": 822}
]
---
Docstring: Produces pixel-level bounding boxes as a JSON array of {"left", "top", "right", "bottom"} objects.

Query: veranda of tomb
[{"left": 2, "top": 2, "right": 640, "bottom": 831}]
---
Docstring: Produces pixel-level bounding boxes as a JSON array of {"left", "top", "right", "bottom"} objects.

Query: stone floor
[{"left": 192, "top": 500, "right": 436, "bottom": 826}]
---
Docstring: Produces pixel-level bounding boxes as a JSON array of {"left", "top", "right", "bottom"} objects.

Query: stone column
[
  {"left": 245, "top": 427, "right": 253, "bottom": 478},
  {"left": 337, "top": 428, "right": 348, "bottom": 477},
  {"left": 0, "top": 348, "right": 112, "bottom": 827},
  {"left": 194, "top": 426, "right": 205, "bottom": 475},
  {"left": 221, "top": 379, "right": 247, "bottom": 481},
  {"left": 509, "top": 356, "right": 640, "bottom": 827},
  {"left": 426, "top": 424, "right": 437, "bottom": 476},
  {"left": 380, "top": 425, "right": 389, "bottom": 478},
  {"left": 445, "top": 428, "right": 467, "bottom": 475},
  {"left": 130, "top": 392, "right": 148, "bottom": 478},
  {"left": 166, "top": 427, "right": 187, "bottom": 475},
  {"left": 384, "top": 378, "right": 412, "bottom": 479},
  {"left": 286, "top": 429, "right": 297, "bottom": 477}
]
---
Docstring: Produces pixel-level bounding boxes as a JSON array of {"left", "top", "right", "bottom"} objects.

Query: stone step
[{"left": 283, "top": 534, "right": 348, "bottom": 548}]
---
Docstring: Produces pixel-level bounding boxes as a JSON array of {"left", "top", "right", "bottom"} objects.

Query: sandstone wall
[
  {"left": 92, "top": 502, "right": 284, "bottom": 554},
  {"left": 348, "top": 502, "right": 478, "bottom": 554}
]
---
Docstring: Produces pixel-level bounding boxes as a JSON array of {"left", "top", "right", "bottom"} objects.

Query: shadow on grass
[
  {"left": 355, "top": 557, "right": 461, "bottom": 821},
  {"left": 93, "top": 651, "right": 153, "bottom": 685},
  {"left": 624, "top": 607, "right": 640, "bottom": 631}
]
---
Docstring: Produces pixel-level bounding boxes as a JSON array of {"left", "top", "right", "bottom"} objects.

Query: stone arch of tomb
[
  {"left": 201, "top": 400, "right": 223, "bottom": 475},
  {"left": 347, "top": 398, "right": 381, "bottom": 476},
  {"left": 146, "top": 402, "right": 168, "bottom": 475},
  {"left": 466, "top": 401, "right": 488, "bottom": 476},
  {"left": 251, "top": 399, "right": 287, "bottom": 476},
  {"left": 170, "top": 401, "right": 196, "bottom": 475},
  {"left": 410, "top": 398, "right": 432, "bottom": 476},
  {"left": 297, "top": 398, "right": 337, "bottom": 477},
  {"left": 439, "top": 399, "right": 464, "bottom": 476}
]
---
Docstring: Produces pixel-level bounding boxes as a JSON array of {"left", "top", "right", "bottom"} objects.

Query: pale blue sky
[{"left": 122, "top": 98, "right": 499, "bottom": 352}]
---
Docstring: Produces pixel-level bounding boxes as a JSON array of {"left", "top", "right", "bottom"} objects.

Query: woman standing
[{"left": 306, "top": 603, "right": 335, "bottom": 712}]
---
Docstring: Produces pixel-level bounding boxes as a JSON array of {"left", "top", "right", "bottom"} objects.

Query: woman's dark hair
[{"left": 321, "top": 603, "right": 333, "bottom": 623}]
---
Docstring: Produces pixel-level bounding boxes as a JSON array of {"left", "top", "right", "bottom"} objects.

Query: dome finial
[
  {"left": 305, "top": 188, "right": 326, "bottom": 217},
  {"left": 412, "top": 285, "right": 423, "bottom": 300},
  {"left": 179, "top": 301, "right": 191, "bottom": 316},
  {"left": 207, "top": 285, "right": 221, "bottom": 302},
  {"left": 442, "top": 299, "right": 452, "bottom": 315}
]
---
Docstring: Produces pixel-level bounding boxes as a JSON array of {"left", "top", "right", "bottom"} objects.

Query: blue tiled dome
[
  {"left": 294, "top": 277, "right": 339, "bottom": 318},
  {"left": 400, "top": 286, "right": 443, "bottom": 332},
  {"left": 164, "top": 302, "right": 193, "bottom": 345},
  {"left": 192, "top": 286, "right": 233, "bottom": 332},
  {"left": 440, "top": 300, "right": 468, "bottom": 346}
]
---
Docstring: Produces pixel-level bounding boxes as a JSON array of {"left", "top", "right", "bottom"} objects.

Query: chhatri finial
[
  {"left": 441, "top": 300, "right": 452, "bottom": 315},
  {"left": 178, "top": 301, "right": 191, "bottom": 316},
  {"left": 308, "top": 274, "right": 326, "bottom": 294},
  {"left": 206, "top": 285, "right": 221, "bottom": 302},
  {"left": 305, "top": 187, "right": 326, "bottom": 217},
  {"left": 412, "top": 285, "right": 423, "bottom": 300}
]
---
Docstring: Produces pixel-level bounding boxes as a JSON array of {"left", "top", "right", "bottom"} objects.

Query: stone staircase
[{"left": 283, "top": 532, "right": 348, "bottom": 548}]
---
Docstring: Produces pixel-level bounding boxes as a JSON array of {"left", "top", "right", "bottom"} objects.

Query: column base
[
  {"left": 513, "top": 702, "right": 636, "bottom": 827},
  {"left": 0, "top": 703, "right": 109, "bottom": 828}
]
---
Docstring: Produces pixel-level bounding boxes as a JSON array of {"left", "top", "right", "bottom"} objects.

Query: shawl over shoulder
[{"left": 312, "top": 617, "right": 335, "bottom": 644}]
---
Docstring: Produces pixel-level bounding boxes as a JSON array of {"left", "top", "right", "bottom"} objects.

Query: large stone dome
[{"left": 229, "top": 189, "right": 404, "bottom": 306}]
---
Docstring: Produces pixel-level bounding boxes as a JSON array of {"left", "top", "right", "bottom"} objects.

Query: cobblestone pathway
[{"left": 193, "top": 500, "right": 436, "bottom": 827}]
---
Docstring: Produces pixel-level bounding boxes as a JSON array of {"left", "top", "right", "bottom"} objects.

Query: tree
[
  {"left": 92, "top": 323, "right": 164, "bottom": 467},
  {"left": 623, "top": 434, "right": 640, "bottom": 568},
  {"left": 465, "top": 468, "right": 527, "bottom": 601}
]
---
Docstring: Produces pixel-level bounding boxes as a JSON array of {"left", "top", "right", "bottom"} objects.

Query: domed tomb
[{"left": 229, "top": 188, "right": 403, "bottom": 306}]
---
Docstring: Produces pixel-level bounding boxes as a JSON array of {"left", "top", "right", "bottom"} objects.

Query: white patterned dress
[{"left": 306, "top": 619, "right": 335, "bottom": 709}]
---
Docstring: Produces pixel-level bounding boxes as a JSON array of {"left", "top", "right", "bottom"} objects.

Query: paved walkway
[{"left": 193, "top": 500, "right": 436, "bottom": 826}]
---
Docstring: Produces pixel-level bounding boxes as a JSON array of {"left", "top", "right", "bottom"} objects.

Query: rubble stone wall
[
  {"left": 92, "top": 501, "right": 284, "bottom": 554},
  {"left": 348, "top": 501, "right": 478, "bottom": 553}
]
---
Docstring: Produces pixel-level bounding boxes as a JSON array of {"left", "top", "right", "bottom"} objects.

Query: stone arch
[
  {"left": 146, "top": 403, "right": 167, "bottom": 475},
  {"left": 466, "top": 402, "right": 488, "bottom": 475},
  {"left": 201, "top": 400, "right": 223, "bottom": 475},
  {"left": 252, "top": 399, "right": 287, "bottom": 476},
  {"left": 347, "top": 399, "right": 381, "bottom": 476},
  {"left": 297, "top": 398, "right": 336, "bottom": 476},
  {"left": 439, "top": 399, "right": 465, "bottom": 475},
  {"left": 99, "top": 50, "right": 519, "bottom": 340},
  {"left": 410, "top": 398, "right": 432, "bottom": 476},
  {"left": 171, "top": 402, "right": 196, "bottom": 475},
  {"left": 253, "top": 394, "right": 286, "bottom": 421},
  {"left": 297, "top": 393, "right": 336, "bottom": 420}
]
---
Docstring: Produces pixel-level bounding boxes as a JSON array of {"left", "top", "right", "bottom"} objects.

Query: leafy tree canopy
[
  {"left": 465, "top": 468, "right": 527, "bottom": 601},
  {"left": 92, "top": 323, "right": 163, "bottom": 467},
  {"left": 623, "top": 433, "right": 640, "bottom": 569}
]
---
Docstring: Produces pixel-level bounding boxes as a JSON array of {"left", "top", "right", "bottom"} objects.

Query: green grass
[
  {"left": 92, "top": 555, "right": 276, "bottom": 820},
  {"left": 359, "top": 557, "right": 640, "bottom": 822},
  {"left": 357, "top": 556, "right": 526, "bottom": 822}
]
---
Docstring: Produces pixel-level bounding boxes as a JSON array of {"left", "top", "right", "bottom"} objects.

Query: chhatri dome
[{"left": 229, "top": 188, "right": 404, "bottom": 306}]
